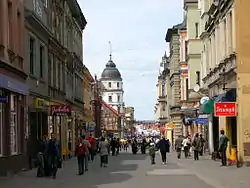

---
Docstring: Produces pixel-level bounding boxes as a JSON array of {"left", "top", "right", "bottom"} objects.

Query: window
[
  {"left": 108, "top": 96, "right": 112, "bottom": 102},
  {"left": 10, "top": 94, "right": 18, "bottom": 155},
  {"left": 7, "top": 2, "right": 13, "bottom": 48},
  {"left": 108, "top": 82, "right": 111, "bottom": 88},
  {"left": 195, "top": 22, "right": 199, "bottom": 38},
  {"left": 185, "top": 78, "right": 189, "bottom": 100},
  {"left": 117, "top": 95, "right": 120, "bottom": 102},
  {"left": 0, "top": 102, "right": 3, "bottom": 156},
  {"left": 161, "top": 83, "right": 165, "bottom": 96},
  {"left": 39, "top": 45, "right": 44, "bottom": 78},
  {"left": 196, "top": 71, "right": 200, "bottom": 86},
  {"left": 29, "top": 37, "right": 35, "bottom": 74},
  {"left": 43, "top": 0, "right": 48, "bottom": 8},
  {"left": 117, "top": 82, "right": 119, "bottom": 88},
  {"left": 117, "top": 106, "right": 120, "bottom": 113}
]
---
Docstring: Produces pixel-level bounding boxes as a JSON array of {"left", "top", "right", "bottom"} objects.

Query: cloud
[{"left": 78, "top": 0, "right": 183, "bottom": 120}]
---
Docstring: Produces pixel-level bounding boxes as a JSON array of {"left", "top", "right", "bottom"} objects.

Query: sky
[{"left": 78, "top": 0, "right": 183, "bottom": 120}]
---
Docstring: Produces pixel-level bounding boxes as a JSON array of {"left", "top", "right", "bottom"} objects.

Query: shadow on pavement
[{"left": 0, "top": 152, "right": 148, "bottom": 188}]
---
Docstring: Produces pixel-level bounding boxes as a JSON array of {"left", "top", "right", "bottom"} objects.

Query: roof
[
  {"left": 165, "top": 17, "right": 186, "bottom": 42},
  {"left": 101, "top": 56, "right": 122, "bottom": 81},
  {"left": 101, "top": 99, "right": 119, "bottom": 116}
]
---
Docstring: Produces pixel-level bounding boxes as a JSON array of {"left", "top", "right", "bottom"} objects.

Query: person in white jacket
[{"left": 182, "top": 136, "right": 191, "bottom": 158}]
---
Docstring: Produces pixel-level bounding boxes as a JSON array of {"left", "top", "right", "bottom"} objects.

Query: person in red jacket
[
  {"left": 86, "top": 134, "right": 96, "bottom": 162},
  {"left": 75, "top": 137, "right": 87, "bottom": 175}
]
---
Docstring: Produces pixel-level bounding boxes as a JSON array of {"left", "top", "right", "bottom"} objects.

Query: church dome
[{"left": 101, "top": 56, "right": 122, "bottom": 80}]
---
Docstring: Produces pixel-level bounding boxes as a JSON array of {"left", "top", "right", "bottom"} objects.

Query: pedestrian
[
  {"left": 99, "top": 137, "right": 109, "bottom": 167},
  {"left": 199, "top": 134, "right": 205, "bottom": 156},
  {"left": 75, "top": 137, "right": 87, "bottom": 175},
  {"left": 182, "top": 136, "right": 190, "bottom": 158},
  {"left": 149, "top": 142, "right": 157, "bottom": 165},
  {"left": 116, "top": 138, "right": 120, "bottom": 155},
  {"left": 192, "top": 133, "right": 201, "bottom": 160},
  {"left": 218, "top": 130, "right": 229, "bottom": 166},
  {"left": 110, "top": 137, "right": 116, "bottom": 156},
  {"left": 86, "top": 134, "right": 96, "bottom": 162},
  {"left": 82, "top": 135, "right": 91, "bottom": 171},
  {"left": 47, "top": 134, "right": 61, "bottom": 179},
  {"left": 157, "top": 136, "right": 170, "bottom": 164},
  {"left": 132, "top": 138, "right": 138, "bottom": 154},
  {"left": 175, "top": 136, "right": 183, "bottom": 159}
]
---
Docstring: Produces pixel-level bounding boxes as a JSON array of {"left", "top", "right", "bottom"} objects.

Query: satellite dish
[
  {"left": 200, "top": 96, "right": 209, "bottom": 104},
  {"left": 193, "top": 84, "right": 200, "bottom": 92}
]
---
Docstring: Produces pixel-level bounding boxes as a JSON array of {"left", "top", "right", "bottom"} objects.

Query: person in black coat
[{"left": 157, "top": 136, "right": 170, "bottom": 164}]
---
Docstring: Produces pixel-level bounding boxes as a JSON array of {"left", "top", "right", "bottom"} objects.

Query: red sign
[
  {"left": 51, "top": 105, "right": 72, "bottom": 116},
  {"left": 214, "top": 102, "right": 236, "bottom": 117}
]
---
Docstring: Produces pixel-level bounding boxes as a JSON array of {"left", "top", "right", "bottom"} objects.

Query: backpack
[{"left": 78, "top": 144, "right": 86, "bottom": 156}]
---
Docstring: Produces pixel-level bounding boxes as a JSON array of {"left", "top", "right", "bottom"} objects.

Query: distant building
[
  {"left": 100, "top": 51, "right": 125, "bottom": 137},
  {"left": 101, "top": 100, "right": 120, "bottom": 137}
]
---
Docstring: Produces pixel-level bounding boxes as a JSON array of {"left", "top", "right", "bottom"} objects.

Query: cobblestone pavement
[{"left": 0, "top": 151, "right": 249, "bottom": 188}]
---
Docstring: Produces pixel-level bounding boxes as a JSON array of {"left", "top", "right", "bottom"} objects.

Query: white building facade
[{"left": 100, "top": 54, "right": 125, "bottom": 137}]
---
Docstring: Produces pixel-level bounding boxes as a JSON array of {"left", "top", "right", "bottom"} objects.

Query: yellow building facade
[
  {"left": 83, "top": 67, "right": 95, "bottom": 136},
  {"left": 235, "top": 0, "right": 250, "bottom": 164}
]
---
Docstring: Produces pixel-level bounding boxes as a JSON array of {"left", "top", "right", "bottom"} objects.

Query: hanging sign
[{"left": 214, "top": 102, "right": 236, "bottom": 117}]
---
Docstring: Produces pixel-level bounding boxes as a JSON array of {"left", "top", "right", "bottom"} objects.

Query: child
[{"left": 149, "top": 142, "right": 157, "bottom": 164}]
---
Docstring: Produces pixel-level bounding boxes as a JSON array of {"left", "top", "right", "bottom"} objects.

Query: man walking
[
  {"left": 175, "top": 136, "right": 183, "bottom": 159},
  {"left": 157, "top": 136, "right": 170, "bottom": 164},
  {"left": 218, "top": 130, "right": 229, "bottom": 166}
]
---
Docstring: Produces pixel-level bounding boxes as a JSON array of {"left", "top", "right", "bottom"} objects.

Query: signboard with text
[
  {"left": 214, "top": 102, "right": 236, "bottom": 117},
  {"left": 51, "top": 105, "right": 72, "bottom": 116}
]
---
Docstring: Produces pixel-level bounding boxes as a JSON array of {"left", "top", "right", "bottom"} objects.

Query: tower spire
[{"left": 109, "top": 41, "right": 112, "bottom": 60}]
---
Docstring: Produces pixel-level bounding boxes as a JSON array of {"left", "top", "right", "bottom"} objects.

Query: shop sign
[
  {"left": 195, "top": 118, "right": 209, "bottom": 124},
  {"left": 51, "top": 105, "right": 72, "bottom": 116},
  {"left": 34, "top": 98, "right": 47, "bottom": 108},
  {"left": 214, "top": 102, "right": 236, "bottom": 117},
  {"left": 0, "top": 96, "right": 8, "bottom": 103}
]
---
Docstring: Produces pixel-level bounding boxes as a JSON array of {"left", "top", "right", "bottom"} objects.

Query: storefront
[
  {"left": 0, "top": 73, "right": 29, "bottom": 176},
  {"left": 50, "top": 104, "right": 72, "bottom": 160},
  {"left": 27, "top": 97, "right": 49, "bottom": 141},
  {"left": 199, "top": 89, "right": 237, "bottom": 158}
]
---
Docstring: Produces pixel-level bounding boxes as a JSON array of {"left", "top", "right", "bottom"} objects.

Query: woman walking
[
  {"left": 99, "top": 137, "right": 109, "bottom": 167},
  {"left": 75, "top": 137, "right": 87, "bottom": 175}
]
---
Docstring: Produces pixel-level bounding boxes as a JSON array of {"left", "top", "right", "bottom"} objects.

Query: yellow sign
[
  {"left": 34, "top": 98, "right": 47, "bottom": 109},
  {"left": 88, "top": 121, "right": 96, "bottom": 127},
  {"left": 168, "top": 122, "right": 175, "bottom": 129}
]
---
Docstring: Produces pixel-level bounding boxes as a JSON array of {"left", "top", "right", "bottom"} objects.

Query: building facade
[
  {"left": 83, "top": 67, "right": 94, "bottom": 134},
  {"left": 24, "top": 0, "right": 50, "bottom": 150},
  {"left": 47, "top": 0, "right": 87, "bottom": 159},
  {"left": 155, "top": 53, "right": 169, "bottom": 124},
  {"left": 101, "top": 100, "right": 120, "bottom": 137},
  {"left": 165, "top": 24, "right": 183, "bottom": 142},
  {"left": 91, "top": 75, "right": 102, "bottom": 137},
  {"left": 235, "top": 0, "right": 250, "bottom": 164},
  {"left": 124, "top": 107, "right": 135, "bottom": 136},
  {"left": 199, "top": 0, "right": 237, "bottom": 158},
  {"left": 100, "top": 53, "right": 124, "bottom": 137},
  {"left": 0, "top": 0, "right": 29, "bottom": 176}
]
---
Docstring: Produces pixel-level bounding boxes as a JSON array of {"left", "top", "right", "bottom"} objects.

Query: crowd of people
[{"left": 32, "top": 130, "right": 229, "bottom": 179}]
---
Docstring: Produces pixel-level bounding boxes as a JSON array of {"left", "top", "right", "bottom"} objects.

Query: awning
[{"left": 199, "top": 89, "right": 236, "bottom": 114}]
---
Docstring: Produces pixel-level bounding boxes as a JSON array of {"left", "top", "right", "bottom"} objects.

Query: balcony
[{"left": 157, "top": 95, "right": 167, "bottom": 102}]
